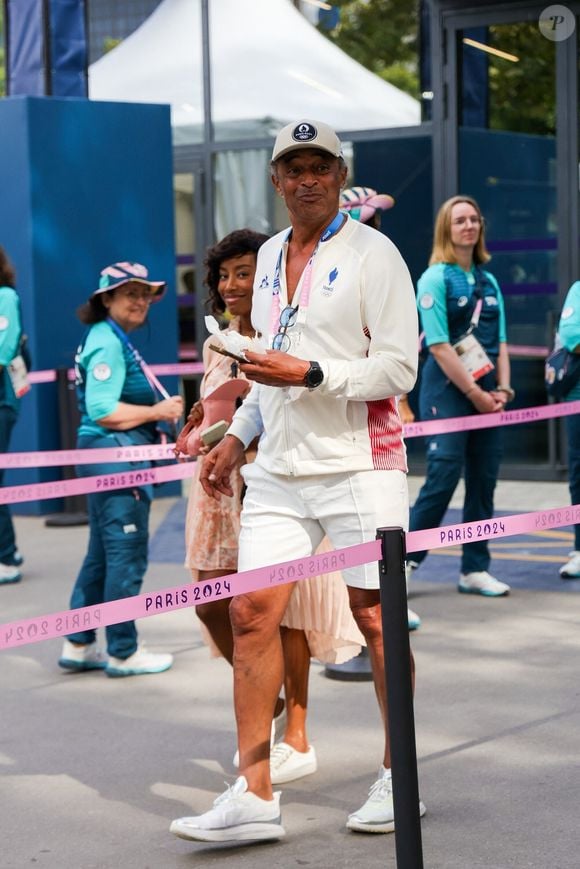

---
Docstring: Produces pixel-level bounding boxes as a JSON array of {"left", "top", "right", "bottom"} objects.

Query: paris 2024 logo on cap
[{"left": 292, "top": 123, "right": 317, "bottom": 142}]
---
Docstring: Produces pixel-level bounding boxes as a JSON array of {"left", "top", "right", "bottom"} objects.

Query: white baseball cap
[{"left": 271, "top": 120, "right": 343, "bottom": 162}]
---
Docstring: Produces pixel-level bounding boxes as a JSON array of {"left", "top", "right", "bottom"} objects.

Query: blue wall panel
[{"left": 0, "top": 96, "right": 178, "bottom": 513}]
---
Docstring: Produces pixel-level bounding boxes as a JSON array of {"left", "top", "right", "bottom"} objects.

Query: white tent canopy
[{"left": 89, "top": 0, "right": 420, "bottom": 145}]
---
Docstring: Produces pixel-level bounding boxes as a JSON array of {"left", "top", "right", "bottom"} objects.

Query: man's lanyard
[
  {"left": 269, "top": 212, "right": 345, "bottom": 337},
  {"left": 106, "top": 317, "right": 170, "bottom": 400}
]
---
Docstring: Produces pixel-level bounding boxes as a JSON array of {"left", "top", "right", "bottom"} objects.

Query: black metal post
[
  {"left": 44, "top": 367, "right": 88, "bottom": 526},
  {"left": 377, "top": 526, "right": 424, "bottom": 869}
]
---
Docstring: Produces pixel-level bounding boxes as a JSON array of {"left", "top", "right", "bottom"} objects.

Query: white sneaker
[
  {"left": 105, "top": 647, "right": 173, "bottom": 677},
  {"left": 405, "top": 560, "right": 418, "bottom": 584},
  {"left": 13, "top": 549, "right": 24, "bottom": 566},
  {"left": 270, "top": 742, "right": 317, "bottom": 785},
  {"left": 406, "top": 562, "right": 421, "bottom": 630},
  {"left": 170, "top": 776, "right": 285, "bottom": 843},
  {"left": 0, "top": 563, "right": 22, "bottom": 584},
  {"left": 58, "top": 639, "right": 107, "bottom": 671},
  {"left": 407, "top": 608, "right": 421, "bottom": 631},
  {"left": 346, "top": 766, "right": 426, "bottom": 834},
  {"left": 458, "top": 571, "right": 510, "bottom": 597},
  {"left": 560, "top": 551, "right": 580, "bottom": 579},
  {"left": 233, "top": 704, "right": 287, "bottom": 769}
]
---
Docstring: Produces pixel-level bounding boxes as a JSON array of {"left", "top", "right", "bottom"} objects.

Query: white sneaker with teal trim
[
  {"left": 105, "top": 647, "right": 173, "bottom": 677},
  {"left": 346, "top": 766, "right": 426, "bottom": 834},
  {"left": 560, "top": 551, "right": 580, "bottom": 579},
  {"left": 407, "top": 608, "right": 421, "bottom": 631},
  {"left": 170, "top": 776, "right": 285, "bottom": 843},
  {"left": 0, "top": 563, "right": 22, "bottom": 584},
  {"left": 58, "top": 639, "right": 107, "bottom": 671},
  {"left": 458, "top": 571, "right": 510, "bottom": 597}
]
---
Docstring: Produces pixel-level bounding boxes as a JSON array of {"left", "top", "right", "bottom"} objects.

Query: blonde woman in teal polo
[{"left": 407, "top": 196, "right": 514, "bottom": 597}]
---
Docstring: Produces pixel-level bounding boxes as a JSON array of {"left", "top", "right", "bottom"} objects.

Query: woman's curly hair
[{"left": 204, "top": 229, "right": 269, "bottom": 315}]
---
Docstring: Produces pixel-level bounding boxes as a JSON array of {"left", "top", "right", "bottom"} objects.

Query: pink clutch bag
[{"left": 174, "top": 378, "right": 251, "bottom": 458}]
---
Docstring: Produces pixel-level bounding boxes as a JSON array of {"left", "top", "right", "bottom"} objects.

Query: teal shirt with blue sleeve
[
  {"left": 417, "top": 263, "right": 507, "bottom": 347},
  {"left": 0, "top": 285, "right": 23, "bottom": 411},
  {"left": 76, "top": 320, "right": 157, "bottom": 442},
  {"left": 558, "top": 281, "right": 580, "bottom": 402}
]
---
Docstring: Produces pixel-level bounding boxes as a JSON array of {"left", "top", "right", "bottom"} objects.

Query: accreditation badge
[{"left": 452, "top": 333, "right": 494, "bottom": 380}]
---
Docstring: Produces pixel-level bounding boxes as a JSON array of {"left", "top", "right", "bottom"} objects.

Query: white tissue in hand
[{"left": 205, "top": 315, "right": 266, "bottom": 356}]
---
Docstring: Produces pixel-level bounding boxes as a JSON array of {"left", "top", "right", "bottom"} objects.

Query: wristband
[{"left": 496, "top": 385, "right": 515, "bottom": 401}]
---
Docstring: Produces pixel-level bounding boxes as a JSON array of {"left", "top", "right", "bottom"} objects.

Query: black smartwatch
[{"left": 303, "top": 361, "right": 324, "bottom": 389}]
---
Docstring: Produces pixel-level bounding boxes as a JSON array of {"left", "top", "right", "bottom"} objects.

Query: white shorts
[{"left": 238, "top": 464, "right": 409, "bottom": 590}]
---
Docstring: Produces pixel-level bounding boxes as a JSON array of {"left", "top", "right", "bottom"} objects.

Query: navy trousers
[
  {"left": 67, "top": 487, "right": 150, "bottom": 659},
  {"left": 0, "top": 405, "right": 18, "bottom": 565}
]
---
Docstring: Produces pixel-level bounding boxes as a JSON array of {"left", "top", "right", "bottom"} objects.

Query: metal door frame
[{"left": 430, "top": 0, "right": 579, "bottom": 479}]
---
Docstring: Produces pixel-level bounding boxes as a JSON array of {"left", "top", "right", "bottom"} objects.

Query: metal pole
[
  {"left": 44, "top": 368, "right": 88, "bottom": 527},
  {"left": 377, "top": 526, "right": 424, "bottom": 869},
  {"left": 200, "top": 0, "right": 215, "bottom": 245}
]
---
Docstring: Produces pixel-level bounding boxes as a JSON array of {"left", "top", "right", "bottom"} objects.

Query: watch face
[{"left": 306, "top": 363, "right": 324, "bottom": 387}]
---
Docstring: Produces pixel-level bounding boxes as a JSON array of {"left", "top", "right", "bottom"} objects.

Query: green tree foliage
[
  {"left": 317, "top": 0, "right": 420, "bottom": 99},
  {"left": 485, "top": 23, "right": 555, "bottom": 136}
]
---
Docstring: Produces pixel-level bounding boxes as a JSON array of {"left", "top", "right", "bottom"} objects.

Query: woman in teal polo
[
  {"left": 58, "top": 262, "right": 183, "bottom": 676},
  {"left": 407, "top": 196, "right": 513, "bottom": 597}
]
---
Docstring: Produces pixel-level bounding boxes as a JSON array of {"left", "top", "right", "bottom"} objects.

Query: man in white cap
[{"left": 170, "top": 119, "right": 422, "bottom": 844}]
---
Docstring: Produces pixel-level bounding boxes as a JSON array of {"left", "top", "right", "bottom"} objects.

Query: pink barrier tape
[
  {"left": 150, "top": 362, "right": 204, "bottom": 376},
  {"left": 27, "top": 370, "right": 58, "bottom": 384},
  {"left": 403, "top": 399, "right": 580, "bottom": 440},
  {"left": 0, "top": 443, "right": 180, "bottom": 470},
  {"left": 0, "top": 540, "right": 378, "bottom": 650},
  {"left": 2, "top": 400, "right": 577, "bottom": 474},
  {"left": 407, "top": 503, "right": 580, "bottom": 553},
  {"left": 506, "top": 343, "right": 548, "bottom": 357},
  {"left": 27, "top": 362, "right": 204, "bottom": 386},
  {"left": 0, "top": 461, "right": 194, "bottom": 505},
  {"left": 1, "top": 503, "right": 577, "bottom": 652}
]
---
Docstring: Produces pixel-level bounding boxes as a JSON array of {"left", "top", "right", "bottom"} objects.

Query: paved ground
[{"left": 1, "top": 477, "right": 579, "bottom": 868}]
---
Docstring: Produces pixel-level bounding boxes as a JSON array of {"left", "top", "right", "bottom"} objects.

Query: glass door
[{"left": 441, "top": 3, "right": 579, "bottom": 476}]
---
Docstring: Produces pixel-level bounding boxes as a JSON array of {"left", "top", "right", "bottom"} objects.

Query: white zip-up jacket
[{"left": 228, "top": 216, "right": 418, "bottom": 477}]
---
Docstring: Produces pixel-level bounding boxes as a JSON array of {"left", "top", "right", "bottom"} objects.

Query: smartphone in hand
[
  {"left": 200, "top": 419, "right": 229, "bottom": 446},
  {"left": 209, "top": 344, "right": 248, "bottom": 365}
]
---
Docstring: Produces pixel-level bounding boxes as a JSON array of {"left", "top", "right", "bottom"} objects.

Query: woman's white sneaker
[
  {"left": 270, "top": 742, "right": 317, "bottom": 785},
  {"left": 233, "top": 705, "right": 287, "bottom": 769},
  {"left": 458, "top": 571, "right": 510, "bottom": 597},
  {"left": 170, "top": 776, "right": 285, "bottom": 843}
]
